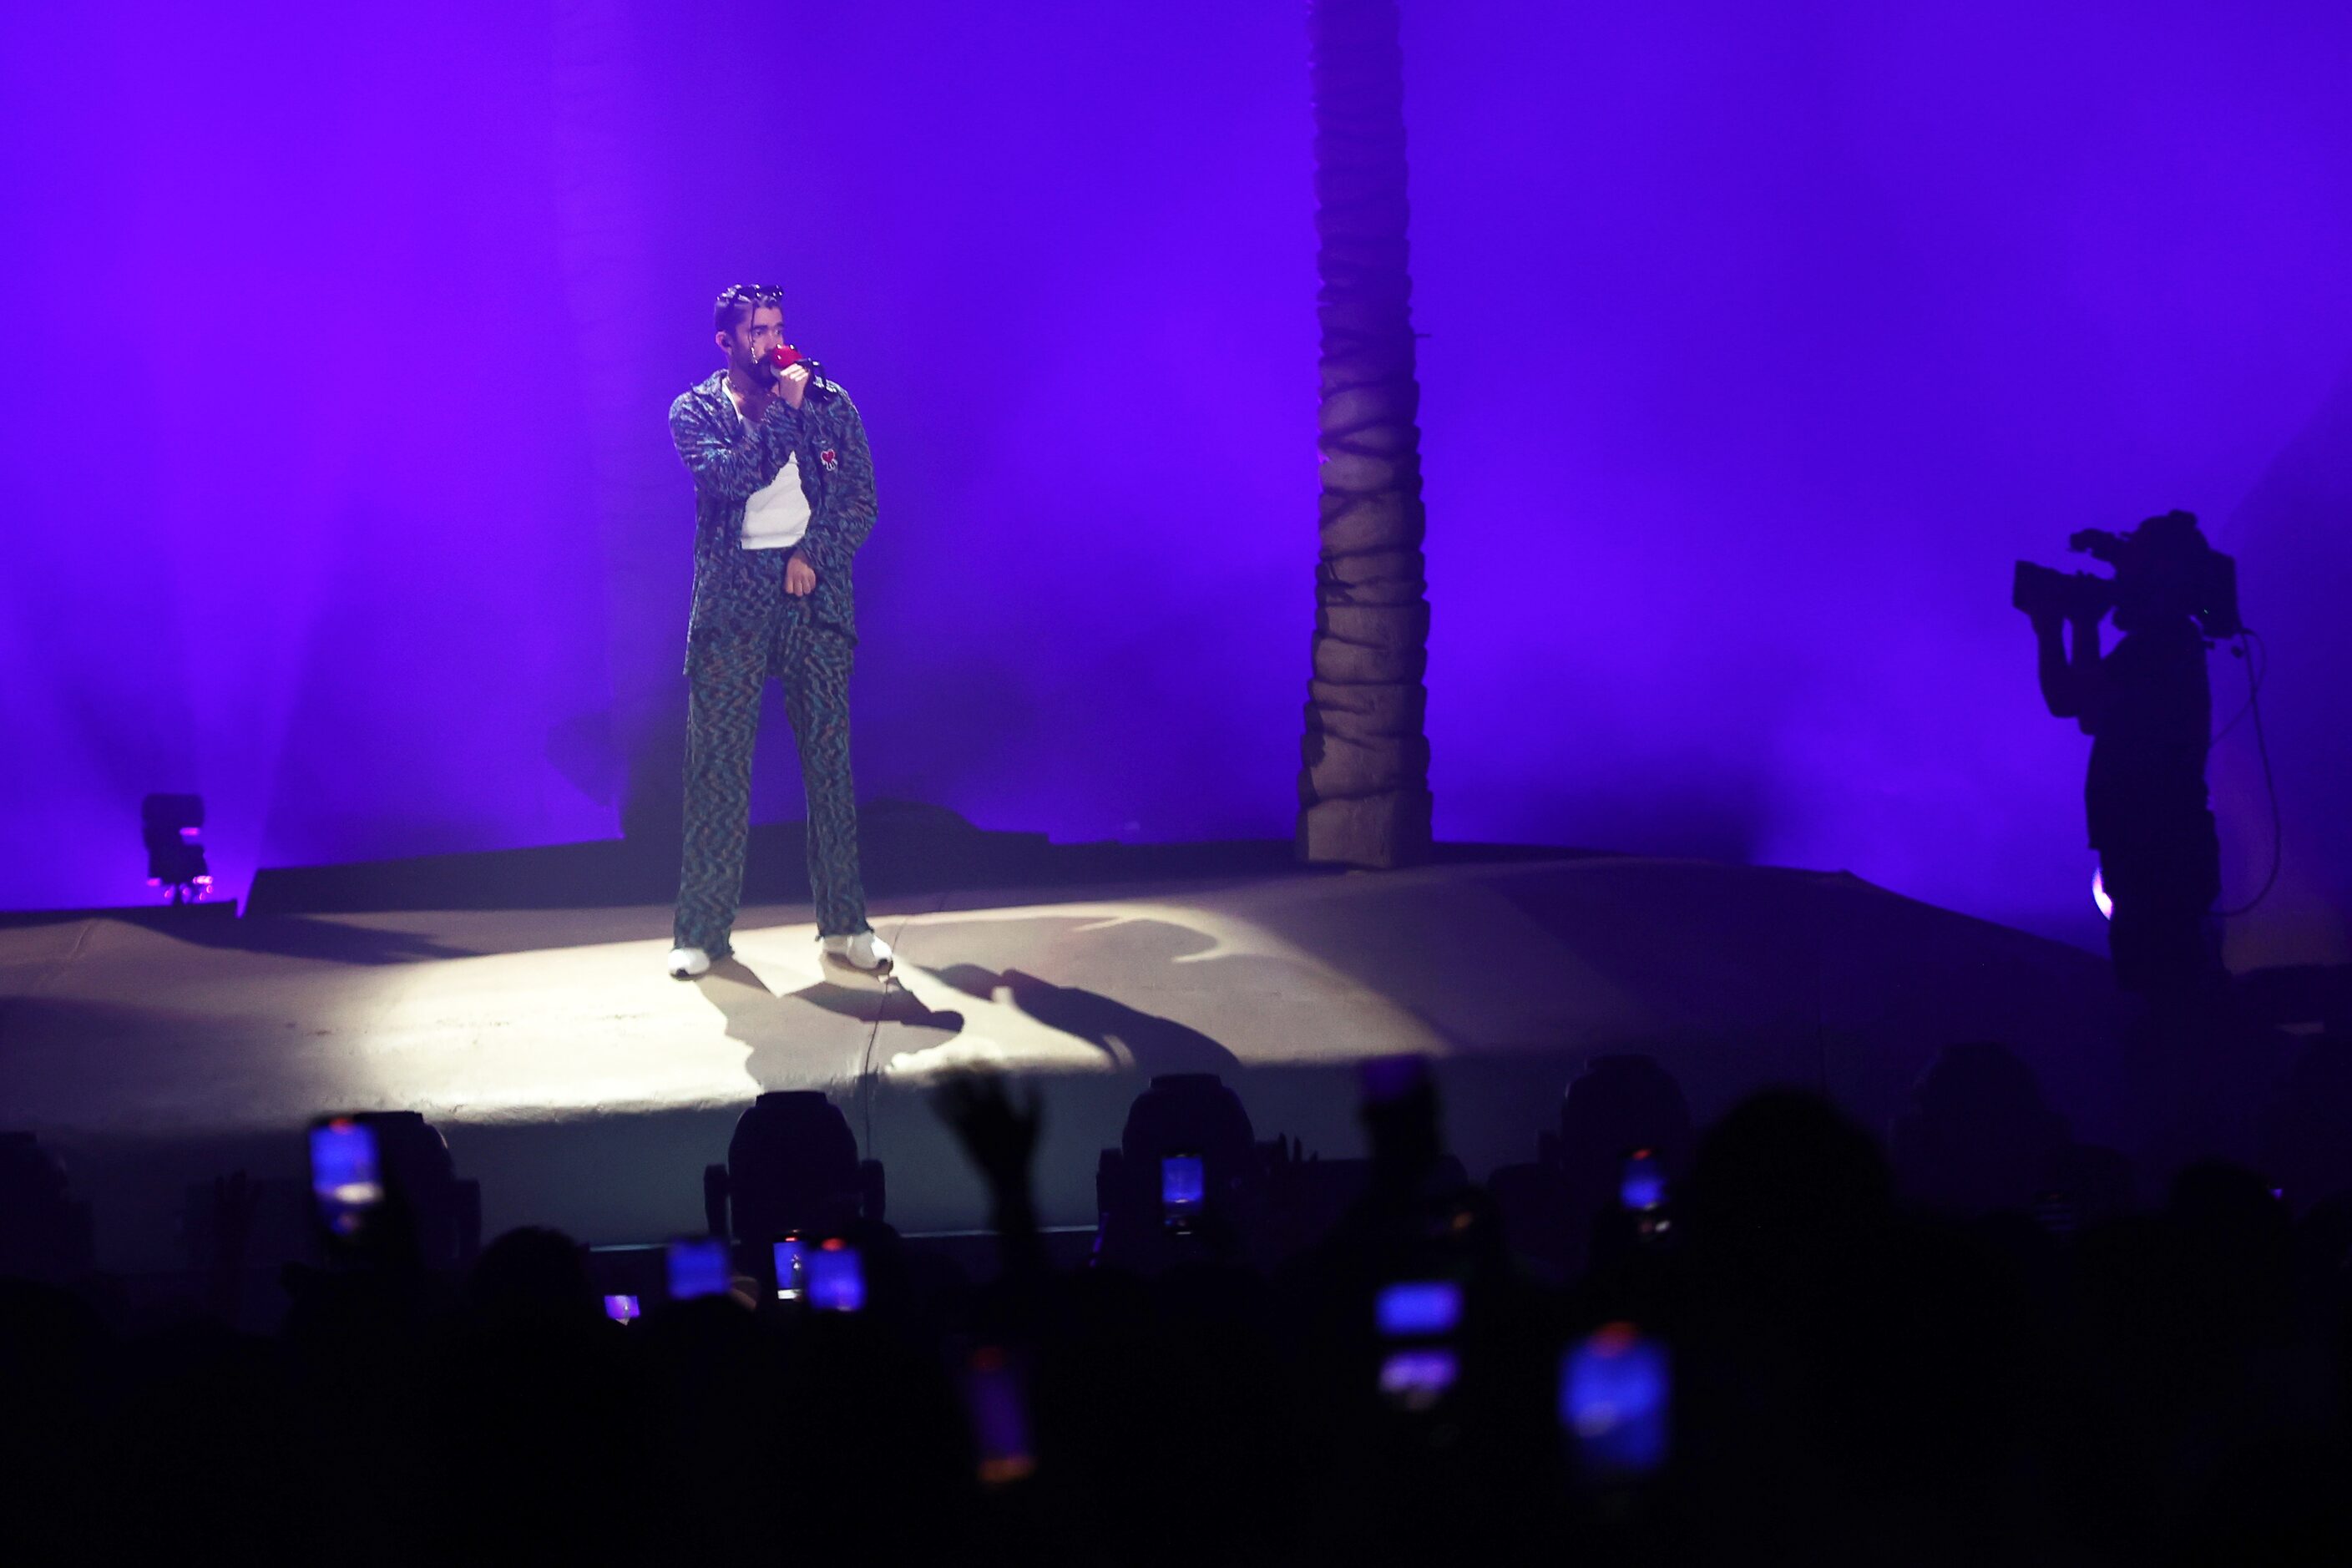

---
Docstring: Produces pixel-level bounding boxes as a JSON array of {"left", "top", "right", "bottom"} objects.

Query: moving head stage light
[
  {"left": 141, "top": 792, "right": 211, "bottom": 903},
  {"left": 705, "top": 1090, "right": 886, "bottom": 1247}
]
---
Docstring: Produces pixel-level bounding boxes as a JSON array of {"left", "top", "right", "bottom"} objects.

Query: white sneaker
[
  {"left": 666, "top": 945, "right": 712, "bottom": 979},
  {"left": 820, "top": 930, "right": 893, "bottom": 974}
]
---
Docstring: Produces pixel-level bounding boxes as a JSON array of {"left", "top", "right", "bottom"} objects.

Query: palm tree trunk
[{"left": 1297, "top": 0, "right": 1433, "bottom": 868}]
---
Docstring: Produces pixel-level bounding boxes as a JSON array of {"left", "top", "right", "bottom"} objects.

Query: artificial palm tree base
[{"left": 1297, "top": 789, "right": 1432, "bottom": 870}]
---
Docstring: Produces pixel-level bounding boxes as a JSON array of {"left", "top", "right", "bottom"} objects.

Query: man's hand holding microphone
[
  {"left": 761, "top": 343, "right": 817, "bottom": 596},
  {"left": 768, "top": 357, "right": 812, "bottom": 412},
  {"left": 759, "top": 342, "right": 812, "bottom": 413}
]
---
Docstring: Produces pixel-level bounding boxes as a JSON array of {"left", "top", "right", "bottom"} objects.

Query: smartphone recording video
[
  {"left": 773, "top": 1234, "right": 807, "bottom": 1301},
  {"left": 1376, "top": 1279, "right": 1463, "bottom": 1339},
  {"left": 1618, "top": 1149, "right": 1666, "bottom": 1212},
  {"left": 807, "top": 1240, "right": 865, "bottom": 1313},
  {"left": 1161, "top": 1153, "right": 1205, "bottom": 1234},
  {"left": 964, "top": 1345, "right": 1036, "bottom": 1485},
  {"left": 665, "top": 1236, "right": 731, "bottom": 1302},
  {"left": 1375, "top": 1277, "right": 1464, "bottom": 1410},
  {"left": 309, "top": 1117, "right": 384, "bottom": 1244},
  {"left": 1560, "top": 1322, "right": 1671, "bottom": 1482},
  {"left": 602, "top": 1293, "right": 641, "bottom": 1325},
  {"left": 1378, "top": 1348, "right": 1458, "bottom": 1411}
]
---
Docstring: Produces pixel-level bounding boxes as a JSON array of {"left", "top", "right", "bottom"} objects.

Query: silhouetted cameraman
[{"left": 2021, "top": 511, "right": 2235, "bottom": 999}]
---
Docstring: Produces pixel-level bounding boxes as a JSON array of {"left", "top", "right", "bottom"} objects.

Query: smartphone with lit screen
[
  {"left": 1161, "top": 1153, "right": 1205, "bottom": 1234},
  {"left": 1620, "top": 1149, "right": 1672, "bottom": 1242},
  {"left": 807, "top": 1241, "right": 865, "bottom": 1313},
  {"left": 1378, "top": 1348, "right": 1458, "bottom": 1412},
  {"left": 309, "top": 1117, "right": 384, "bottom": 1247},
  {"left": 1618, "top": 1149, "right": 1666, "bottom": 1213},
  {"left": 602, "top": 1293, "right": 641, "bottom": 1325},
  {"left": 773, "top": 1234, "right": 807, "bottom": 1301},
  {"left": 1376, "top": 1279, "right": 1463, "bottom": 1339},
  {"left": 665, "top": 1236, "right": 731, "bottom": 1302},
  {"left": 1560, "top": 1322, "right": 1670, "bottom": 1482},
  {"left": 964, "top": 1346, "right": 1036, "bottom": 1485}
]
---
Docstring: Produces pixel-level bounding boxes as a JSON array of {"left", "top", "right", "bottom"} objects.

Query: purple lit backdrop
[
  {"left": 3, "top": 2, "right": 2346, "bottom": 964},
  {"left": 1397, "top": 1, "right": 2352, "bottom": 964}
]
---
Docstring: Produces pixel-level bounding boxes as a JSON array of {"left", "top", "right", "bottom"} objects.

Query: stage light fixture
[
  {"left": 141, "top": 792, "right": 212, "bottom": 903},
  {"left": 1092, "top": 1072, "right": 1263, "bottom": 1267},
  {"left": 704, "top": 1091, "right": 885, "bottom": 1247},
  {"left": 186, "top": 1110, "right": 481, "bottom": 1276}
]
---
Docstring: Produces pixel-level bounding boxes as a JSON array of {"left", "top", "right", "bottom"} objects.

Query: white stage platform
[{"left": 1, "top": 852, "right": 2121, "bottom": 1270}]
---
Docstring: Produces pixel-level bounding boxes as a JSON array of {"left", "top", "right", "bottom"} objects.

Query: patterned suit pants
[{"left": 674, "top": 583, "right": 869, "bottom": 954}]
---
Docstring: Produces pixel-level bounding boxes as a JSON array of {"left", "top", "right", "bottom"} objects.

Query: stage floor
[{"left": 1, "top": 852, "right": 2122, "bottom": 1271}]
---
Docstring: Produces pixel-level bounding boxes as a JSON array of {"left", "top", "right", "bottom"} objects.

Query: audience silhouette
[{"left": 5, "top": 1015, "right": 2351, "bottom": 1565}]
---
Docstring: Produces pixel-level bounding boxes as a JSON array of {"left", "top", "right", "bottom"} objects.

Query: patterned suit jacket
[{"left": 668, "top": 368, "right": 878, "bottom": 651}]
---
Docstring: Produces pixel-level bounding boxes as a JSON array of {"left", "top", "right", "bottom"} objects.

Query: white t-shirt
[{"left": 723, "top": 380, "right": 813, "bottom": 551}]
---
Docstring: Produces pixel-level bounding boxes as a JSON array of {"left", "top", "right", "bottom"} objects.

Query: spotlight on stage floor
[{"left": 140, "top": 792, "right": 212, "bottom": 904}]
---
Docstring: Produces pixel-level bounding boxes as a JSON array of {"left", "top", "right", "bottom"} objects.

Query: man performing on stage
[{"left": 664, "top": 283, "right": 891, "bottom": 980}]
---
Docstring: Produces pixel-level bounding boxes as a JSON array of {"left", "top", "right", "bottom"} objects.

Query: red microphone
[{"left": 766, "top": 341, "right": 829, "bottom": 402}]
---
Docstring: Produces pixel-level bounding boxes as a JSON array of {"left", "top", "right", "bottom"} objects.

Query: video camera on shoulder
[{"left": 2012, "top": 510, "right": 2240, "bottom": 638}]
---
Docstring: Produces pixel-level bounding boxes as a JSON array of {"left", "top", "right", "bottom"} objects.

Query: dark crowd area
[{"left": 8, "top": 1004, "right": 2352, "bottom": 1566}]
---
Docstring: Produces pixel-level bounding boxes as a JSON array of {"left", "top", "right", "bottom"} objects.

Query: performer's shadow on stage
[
  {"left": 695, "top": 958, "right": 966, "bottom": 1090},
  {"left": 924, "top": 964, "right": 1242, "bottom": 1079},
  {"left": 144, "top": 913, "right": 479, "bottom": 967},
  {"left": 694, "top": 953, "right": 1240, "bottom": 1090}
]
